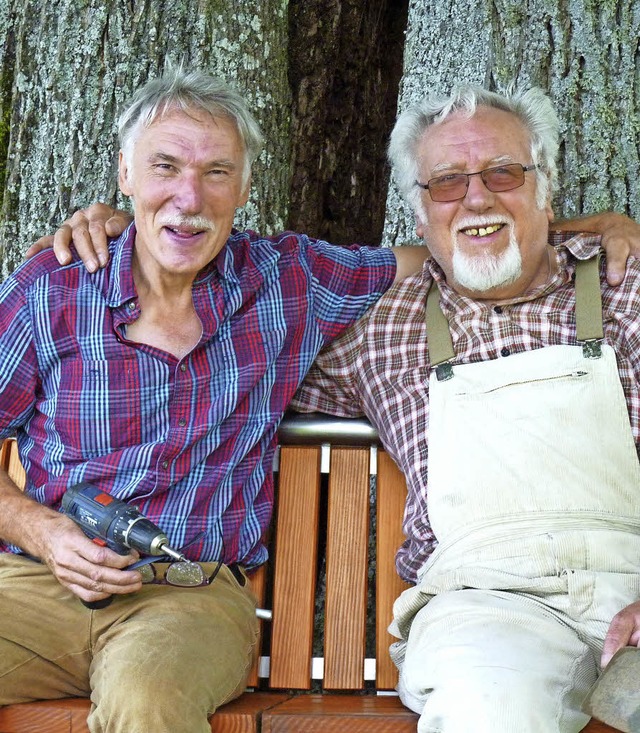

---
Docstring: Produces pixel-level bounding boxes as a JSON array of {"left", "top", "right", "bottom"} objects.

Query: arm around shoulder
[
  {"left": 554, "top": 212, "right": 640, "bottom": 286},
  {"left": 25, "top": 203, "right": 133, "bottom": 272},
  {"left": 390, "top": 244, "right": 430, "bottom": 283}
]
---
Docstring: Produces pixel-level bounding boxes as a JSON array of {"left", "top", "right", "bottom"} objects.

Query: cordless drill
[
  {"left": 62, "top": 482, "right": 186, "bottom": 608},
  {"left": 62, "top": 482, "right": 274, "bottom": 620}
]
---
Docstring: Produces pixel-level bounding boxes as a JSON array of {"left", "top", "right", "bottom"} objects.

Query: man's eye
[{"left": 433, "top": 174, "right": 463, "bottom": 186}]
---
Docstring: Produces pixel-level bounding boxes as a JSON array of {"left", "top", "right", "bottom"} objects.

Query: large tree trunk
[
  {"left": 0, "top": 0, "right": 291, "bottom": 277},
  {"left": 383, "top": 0, "right": 640, "bottom": 246},
  {"left": 287, "top": 0, "right": 408, "bottom": 245},
  {"left": 2, "top": 2, "right": 638, "bottom": 269}
]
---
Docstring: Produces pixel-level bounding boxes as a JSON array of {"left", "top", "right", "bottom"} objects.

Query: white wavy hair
[{"left": 388, "top": 85, "right": 560, "bottom": 219}]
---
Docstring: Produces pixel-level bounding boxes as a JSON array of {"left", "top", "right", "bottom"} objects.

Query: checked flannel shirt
[
  {"left": 0, "top": 224, "right": 396, "bottom": 568},
  {"left": 292, "top": 233, "right": 640, "bottom": 583}
]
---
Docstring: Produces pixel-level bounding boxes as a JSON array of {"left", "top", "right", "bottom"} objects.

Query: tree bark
[
  {"left": 0, "top": 0, "right": 291, "bottom": 277},
  {"left": 383, "top": 0, "right": 640, "bottom": 246},
  {"left": 287, "top": 0, "right": 408, "bottom": 245}
]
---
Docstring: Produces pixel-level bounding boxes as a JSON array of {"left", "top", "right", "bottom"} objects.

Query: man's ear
[
  {"left": 546, "top": 198, "right": 555, "bottom": 223},
  {"left": 415, "top": 212, "right": 426, "bottom": 240},
  {"left": 119, "top": 150, "right": 133, "bottom": 197},
  {"left": 238, "top": 173, "right": 251, "bottom": 208}
]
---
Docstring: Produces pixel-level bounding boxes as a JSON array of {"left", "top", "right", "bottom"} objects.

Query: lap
[
  {"left": 0, "top": 553, "right": 91, "bottom": 703},
  {"left": 398, "top": 589, "right": 596, "bottom": 733},
  {"left": 88, "top": 564, "right": 259, "bottom": 732},
  {"left": 0, "top": 555, "right": 259, "bottom": 732}
]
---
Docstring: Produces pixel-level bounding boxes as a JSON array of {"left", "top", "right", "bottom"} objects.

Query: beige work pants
[{"left": 0, "top": 554, "right": 259, "bottom": 733}]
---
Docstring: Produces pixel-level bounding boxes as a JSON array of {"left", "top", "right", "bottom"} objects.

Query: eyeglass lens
[
  {"left": 428, "top": 164, "right": 527, "bottom": 202},
  {"left": 139, "top": 560, "right": 211, "bottom": 587}
]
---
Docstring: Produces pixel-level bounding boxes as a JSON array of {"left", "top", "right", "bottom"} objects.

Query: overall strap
[
  {"left": 574, "top": 254, "right": 604, "bottom": 358},
  {"left": 425, "top": 279, "right": 455, "bottom": 381}
]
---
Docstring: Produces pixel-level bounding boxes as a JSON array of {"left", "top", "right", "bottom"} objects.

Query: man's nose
[
  {"left": 462, "top": 172, "right": 495, "bottom": 211},
  {"left": 174, "top": 173, "right": 204, "bottom": 213}
]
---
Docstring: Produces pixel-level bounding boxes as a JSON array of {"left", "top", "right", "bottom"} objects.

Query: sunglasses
[{"left": 415, "top": 163, "right": 538, "bottom": 202}]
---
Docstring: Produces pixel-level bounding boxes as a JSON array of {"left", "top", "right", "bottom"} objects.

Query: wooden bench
[{"left": 0, "top": 414, "right": 621, "bottom": 733}]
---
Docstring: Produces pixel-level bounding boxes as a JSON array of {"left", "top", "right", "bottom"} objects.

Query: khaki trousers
[{"left": 0, "top": 554, "right": 259, "bottom": 733}]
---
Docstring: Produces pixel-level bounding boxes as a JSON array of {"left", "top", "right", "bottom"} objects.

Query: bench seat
[{"left": 0, "top": 414, "right": 623, "bottom": 733}]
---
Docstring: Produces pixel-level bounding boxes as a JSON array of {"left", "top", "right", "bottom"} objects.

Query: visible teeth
[{"left": 463, "top": 224, "right": 502, "bottom": 237}]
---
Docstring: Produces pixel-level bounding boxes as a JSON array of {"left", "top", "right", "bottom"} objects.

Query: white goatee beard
[{"left": 451, "top": 225, "right": 522, "bottom": 293}]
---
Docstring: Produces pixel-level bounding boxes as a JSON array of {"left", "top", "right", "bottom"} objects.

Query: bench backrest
[{"left": 0, "top": 412, "right": 410, "bottom": 693}]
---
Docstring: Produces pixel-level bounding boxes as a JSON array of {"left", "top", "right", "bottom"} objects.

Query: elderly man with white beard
[{"left": 292, "top": 85, "right": 640, "bottom": 733}]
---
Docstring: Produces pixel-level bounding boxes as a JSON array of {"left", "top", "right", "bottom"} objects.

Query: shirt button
[
  {"left": 501, "top": 347, "right": 510, "bottom": 357},
  {"left": 493, "top": 305, "right": 503, "bottom": 314},
  {"left": 162, "top": 460, "right": 169, "bottom": 469},
  {"left": 180, "top": 363, "right": 187, "bottom": 372},
  {"left": 178, "top": 417, "right": 186, "bottom": 427},
  {"left": 128, "top": 301, "right": 136, "bottom": 310}
]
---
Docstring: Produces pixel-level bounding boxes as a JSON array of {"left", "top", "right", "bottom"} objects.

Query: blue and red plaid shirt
[{"left": 0, "top": 224, "right": 395, "bottom": 567}]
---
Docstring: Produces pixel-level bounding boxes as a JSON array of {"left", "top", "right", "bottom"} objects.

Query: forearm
[
  {"left": 553, "top": 212, "right": 614, "bottom": 232},
  {"left": 390, "top": 244, "right": 430, "bottom": 283},
  {"left": 0, "top": 468, "right": 60, "bottom": 557}
]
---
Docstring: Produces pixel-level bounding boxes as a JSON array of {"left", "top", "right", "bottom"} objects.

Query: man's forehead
[
  {"left": 417, "top": 107, "right": 531, "bottom": 171},
  {"left": 146, "top": 106, "right": 234, "bottom": 134},
  {"left": 135, "top": 107, "right": 243, "bottom": 152}
]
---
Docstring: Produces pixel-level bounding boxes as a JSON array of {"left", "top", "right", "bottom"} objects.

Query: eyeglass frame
[
  {"left": 415, "top": 163, "right": 538, "bottom": 203},
  {"left": 132, "top": 556, "right": 225, "bottom": 587},
  {"left": 128, "top": 522, "right": 231, "bottom": 588}
]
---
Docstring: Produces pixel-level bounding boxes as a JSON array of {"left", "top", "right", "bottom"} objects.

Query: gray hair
[
  {"left": 388, "top": 85, "right": 559, "bottom": 217},
  {"left": 118, "top": 68, "right": 264, "bottom": 186}
]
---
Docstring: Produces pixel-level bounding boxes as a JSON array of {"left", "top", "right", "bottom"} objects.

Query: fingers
[
  {"left": 596, "top": 212, "right": 640, "bottom": 286},
  {"left": 25, "top": 203, "right": 132, "bottom": 272},
  {"left": 42, "top": 523, "right": 143, "bottom": 602},
  {"left": 60, "top": 560, "right": 144, "bottom": 603},
  {"left": 601, "top": 601, "right": 640, "bottom": 667},
  {"left": 25, "top": 235, "right": 58, "bottom": 261},
  {"left": 602, "top": 239, "right": 629, "bottom": 286},
  {"left": 105, "top": 211, "right": 133, "bottom": 239}
]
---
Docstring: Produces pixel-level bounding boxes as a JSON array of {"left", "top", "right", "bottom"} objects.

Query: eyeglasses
[
  {"left": 134, "top": 558, "right": 224, "bottom": 587},
  {"left": 129, "top": 526, "right": 225, "bottom": 588},
  {"left": 415, "top": 163, "right": 538, "bottom": 202}
]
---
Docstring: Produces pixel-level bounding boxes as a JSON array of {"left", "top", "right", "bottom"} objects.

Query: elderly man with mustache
[
  {"left": 0, "top": 67, "right": 430, "bottom": 733},
  {"left": 293, "top": 85, "right": 640, "bottom": 732}
]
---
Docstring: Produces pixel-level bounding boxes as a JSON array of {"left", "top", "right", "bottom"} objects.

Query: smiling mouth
[
  {"left": 164, "top": 226, "right": 207, "bottom": 237},
  {"left": 460, "top": 223, "right": 505, "bottom": 238}
]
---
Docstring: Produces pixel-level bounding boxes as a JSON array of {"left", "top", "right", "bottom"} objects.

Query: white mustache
[{"left": 160, "top": 215, "right": 214, "bottom": 231}]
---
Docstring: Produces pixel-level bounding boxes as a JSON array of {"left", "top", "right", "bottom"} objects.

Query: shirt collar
[{"left": 104, "top": 223, "right": 137, "bottom": 308}]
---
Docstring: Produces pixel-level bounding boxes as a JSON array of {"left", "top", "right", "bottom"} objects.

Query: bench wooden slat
[
  {"left": 268, "top": 446, "right": 321, "bottom": 689},
  {"left": 375, "top": 450, "right": 412, "bottom": 690},
  {"left": 0, "top": 437, "right": 26, "bottom": 489},
  {"left": 323, "top": 446, "right": 370, "bottom": 690},
  {"left": 261, "top": 694, "right": 418, "bottom": 732}
]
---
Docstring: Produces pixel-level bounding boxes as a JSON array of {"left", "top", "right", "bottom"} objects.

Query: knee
[{"left": 410, "top": 672, "right": 590, "bottom": 733}]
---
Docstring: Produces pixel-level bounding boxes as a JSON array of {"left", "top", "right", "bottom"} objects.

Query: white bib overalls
[{"left": 391, "top": 258, "right": 640, "bottom": 733}]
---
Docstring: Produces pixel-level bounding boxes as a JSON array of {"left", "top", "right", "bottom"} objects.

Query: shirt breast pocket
[{"left": 44, "top": 357, "right": 160, "bottom": 456}]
